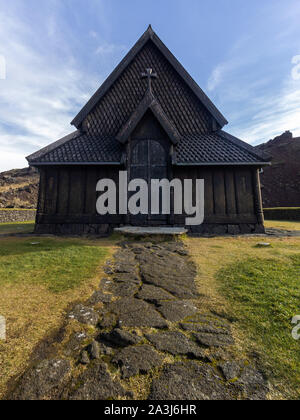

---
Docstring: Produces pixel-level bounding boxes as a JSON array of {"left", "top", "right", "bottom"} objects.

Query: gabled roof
[
  {"left": 71, "top": 25, "right": 228, "bottom": 130},
  {"left": 26, "top": 26, "right": 270, "bottom": 167},
  {"left": 116, "top": 89, "right": 180, "bottom": 144},
  {"left": 27, "top": 129, "right": 270, "bottom": 166}
]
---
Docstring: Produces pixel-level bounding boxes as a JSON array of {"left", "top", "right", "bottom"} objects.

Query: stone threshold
[{"left": 114, "top": 226, "right": 188, "bottom": 235}]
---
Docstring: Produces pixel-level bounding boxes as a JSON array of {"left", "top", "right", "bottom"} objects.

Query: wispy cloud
[
  {"left": 0, "top": 3, "right": 125, "bottom": 172},
  {"left": 207, "top": 21, "right": 300, "bottom": 145},
  {"left": 231, "top": 76, "right": 300, "bottom": 144}
]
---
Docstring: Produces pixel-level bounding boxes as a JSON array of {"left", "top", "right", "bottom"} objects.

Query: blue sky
[{"left": 0, "top": 0, "right": 300, "bottom": 171}]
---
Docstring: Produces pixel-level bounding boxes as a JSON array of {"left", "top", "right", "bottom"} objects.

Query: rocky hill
[
  {"left": 0, "top": 166, "right": 39, "bottom": 209},
  {"left": 256, "top": 131, "right": 300, "bottom": 207}
]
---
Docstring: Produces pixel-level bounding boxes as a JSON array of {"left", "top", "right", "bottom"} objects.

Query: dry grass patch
[
  {"left": 185, "top": 233, "right": 300, "bottom": 399},
  {"left": 0, "top": 236, "right": 117, "bottom": 399},
  {"left": 264, "top": 220, "right": 300, "bottom": 231}
]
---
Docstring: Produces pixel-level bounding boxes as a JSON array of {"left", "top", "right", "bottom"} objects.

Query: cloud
[
  {"left": 291, "top": 55, "right": 300, "bottom": 80},
  {"left": 207, "top": 29, "right": 300, "bottom": 144},
  {"left": 0, "top": 3, "right": 125, "bottom": 172},
  {"left": 229, "top": 76, "right": 300, "bottom": 144},
  {"left": 95, "top": 43, "right": 127, "bottom": 56}
]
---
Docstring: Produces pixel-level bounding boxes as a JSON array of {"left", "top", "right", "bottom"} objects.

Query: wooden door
[{"left": 130, "top": 139, "right": 169, "bottom": 225}]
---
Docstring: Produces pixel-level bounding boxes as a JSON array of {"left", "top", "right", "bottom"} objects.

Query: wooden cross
[{"left": 141, "top": 68, "right": 157, "bottom": 91}]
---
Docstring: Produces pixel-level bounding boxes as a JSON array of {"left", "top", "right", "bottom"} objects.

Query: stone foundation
[
  {"left": 34, "top": 222, "right": 265, "bottom": 236},
  {"left": 34, "top": 223, "right": 112, "bottom": 236},
  {"left": 189, "top": 223, "right": 265, "bottom": 236}
]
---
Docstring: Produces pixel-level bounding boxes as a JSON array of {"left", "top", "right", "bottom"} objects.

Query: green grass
[
  {"left": 0, "top": 221, "right": 35, "bottom": 234},
  {"left": 217, "top": 254, "right": 300, "bottom": 398},
  {"left": 0, "top": 237, "right": 108, "bottom": 293}
]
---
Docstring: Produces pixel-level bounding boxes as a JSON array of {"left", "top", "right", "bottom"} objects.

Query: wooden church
[{"left": 27, "top": 26, "right": 270, "bottom": 236}]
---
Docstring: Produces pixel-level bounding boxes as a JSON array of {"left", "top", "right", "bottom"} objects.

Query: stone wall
[{"left": 0, "top": 210, "right": 36, "bottom": 223}]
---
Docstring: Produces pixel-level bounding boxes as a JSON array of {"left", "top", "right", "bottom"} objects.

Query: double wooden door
[{"left": 130, "top": 139, "right": 170, "bottom": 225}]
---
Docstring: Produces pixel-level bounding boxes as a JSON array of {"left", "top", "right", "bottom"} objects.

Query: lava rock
[
  {"left": 193, "top": 333, "right": 234, "bottom": 348},
  {"left": 136, "top": 284, "right": 176, "bottom": 304},
  {"left": 108, "top": 298, "right": 168, "bottom": 328},
  {"left": 68, "top": 304, "right": 99, "bottom": 326},
  {"left": 10, "top": 359, "right": 71, "bottom": 400},
  {"left": 69, "top": 362, "right": 130, "bottom": 400},
  {"left": 146, "top": 331, "right": 207, "bottom": 359},
  {"left": 157, "top": 301, "right": 198, "bottom": 322},
  {"left": 112, "top": 345, "right": 164, "bottom": 378},
  {"left": 149, "top": 362, "right": 232, "bottom": 400},
  {"left": 100, "top": 328, "right": 142, "bottom": 347},
  {"left": 88, "top": 291, "right": 113, "bottom": 305}
]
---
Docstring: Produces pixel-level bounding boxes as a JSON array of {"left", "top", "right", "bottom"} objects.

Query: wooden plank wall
[
  {"left": 37, "top": 165, "right": 259, "bottom": 226},
  {"left": 37, "top": 166, "right": 124, "bottom": 225},
  {"left": 173, "top": 166, "right": 258, "bottom": 224}
]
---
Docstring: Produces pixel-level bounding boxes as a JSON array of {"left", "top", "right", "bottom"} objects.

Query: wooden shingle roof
[{"left": 27, "top": 26, "right": 270, "bottom": 166}]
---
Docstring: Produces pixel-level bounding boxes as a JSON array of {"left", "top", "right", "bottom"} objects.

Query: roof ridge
[
  {"left": 71, "top": 26, "right": 228, "bottom": 129},
  {"left": 26, "top": 130, "right": 81, "bottom": 163}
]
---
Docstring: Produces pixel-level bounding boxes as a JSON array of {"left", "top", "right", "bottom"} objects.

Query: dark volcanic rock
[
  {"left": 140, "top": 258, "right": 198, "bottom": 299},
  {"left": 149, "top": 362, "right": 232, "bottom": 400},
  {"left": 11, "top": 359, "right": 71, "bottom": 400},
  {"left": 69, "top": 362, "right": 129, "bottom": 400},
  {"left": 233, "top": 367, "right": 269, "bottom": 400},
  {"left": 68, "top": 304, "right": 99, "bottom": 326},
  {"left": 100, "top": 328, "right": 142, "bottom": 347},
  {"left": 99, "top": 312, "right": 117, "bottom": 329},
  {"left": 180, "top": 321, "right": 230, "bottom": 335},
  {"left": 113, "top": 273, "right": 140, "bottom": 284},
  {"left": 219, "top": 361, "right": 242, "bottom": 381},
  {"left": 157, "top": 301, "right": 198, "bottom": 322},
  {"left": 88, "top": 340, "right": 101, "bottom": 359},
  {"left": 108, "top": 298, "right": 168, "bottom": 328},
  {"left": 80, "top": 351, "right": 90, "bottom": 365},
  {"left": 194, "top": 332, "right": 234, "bottom": 348},
  {"left": 136, "top": 284, "right": 176, "bottom": 304},
  {"left": 107, "top": 281, "right": 139, "bottom": 298},
  {"left": 64, "top": 332, "right": 88, "bottom": 356},
  {"left": 146, "top": 331, "right": 207, "bottom": 359},
  {"left": 112, "top": 345, "right": 164, "bottom": 378},
  {"left": 88, "top": 291, "right": 113, "bottom": 305}
]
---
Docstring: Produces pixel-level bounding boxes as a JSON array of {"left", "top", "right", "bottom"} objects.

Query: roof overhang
[
  {"left": 29, "top": 161, "right": 121, "bottom": 167},
  {"left": 174, "top": 162, "right": 271, "bottom": 167}
]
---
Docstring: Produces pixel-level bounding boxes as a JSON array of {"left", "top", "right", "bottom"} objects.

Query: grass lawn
[
  {"left": 0, "top": 221, "right": 35, "bottom": 235},
  {"left": 0, "top": 236, "right": 116, "bottom": 398},
  {"left": 186, "top": 231, "right": 300, "bottom": 399},
  {"left": 264, "top": 220, "right": 300, "bottom": 231}
]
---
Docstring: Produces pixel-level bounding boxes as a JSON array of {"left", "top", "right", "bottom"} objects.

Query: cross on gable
[{"left": 141, "top": 68, "right": 157, "bottom": 91}]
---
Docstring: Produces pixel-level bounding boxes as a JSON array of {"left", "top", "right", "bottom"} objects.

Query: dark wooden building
[{"left": 27, "top": 26, "right": 270, "bottom": 236}]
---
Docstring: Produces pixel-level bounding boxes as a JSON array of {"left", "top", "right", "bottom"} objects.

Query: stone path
[{"left": 8, "top": 238, "right": 269, "bottom": 400}]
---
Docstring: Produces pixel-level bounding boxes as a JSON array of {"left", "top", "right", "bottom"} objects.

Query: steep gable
[{"left": 73, "top": 26, "right": 228, "bottom": 138}]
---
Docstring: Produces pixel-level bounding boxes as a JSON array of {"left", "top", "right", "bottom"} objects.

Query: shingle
[
  {"left": 32, "top": 133, "right": 122, "bottom": 163},
  {"left": 175, "top": 133, "right": 262, "bottom": 164},
  {"left": 30, "top": 131, "right": 263, "bottom": 165},
  {"left": 82, "top": 41, "right": 212, "bottom": 138}
]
